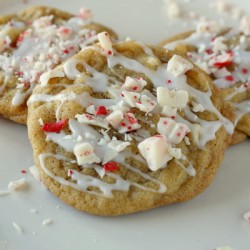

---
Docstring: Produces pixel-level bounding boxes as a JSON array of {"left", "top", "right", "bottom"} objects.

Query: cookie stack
[{"left": 0, "top": 6, "right": 248, "bottom": 216}]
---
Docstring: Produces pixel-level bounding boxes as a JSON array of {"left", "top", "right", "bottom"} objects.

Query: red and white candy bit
[
  {"left": 118, "top": 112, "right": 141, "bottom": 133},
  {"left": 135, "top": 95, "right": 157, "bottom": 113},
  {"left": 95, "top": 106, "right": 108, "bottom": 116},
  {"left": 121, "top": 91, "right": 140, "bottom": 107},
  {"left": 122, "top": 76, "right": 147, "bottom": 92},
  {"left": 97, "top": 32, "right": 113, "bottom": 56},
  {"left": 76, "top": 113, "right": 109, "bottom": 129},
  {"left": 57, "top": 27, "right": 72, "bottom": 40},
  {"left": 243, "top": 211, "right": 250, "bottom": 222},
  {"left": 167, "top": 55, "right": 193, "bottom": 76},
  {"left": 212, "top": 52, "right": 233, "bottom": 68},
  {"left": 106, "top": 110, "right": 124, "bottom": 128},
  {"left": 243, "top": 82, "right": 249, "bottom": 89},
  {"left": 33, "top": 15, "right": 53, "bottom": 29},
  {"left": 157, "top": 117, "right": 190, "bottom": 144},
  {"left": 68, "top": 169, "right": 74, "bottom": 176},
  {"left": 138, "top": 135, "right": 173, "bottom": 171},
  {"left": 74, "top": 142, "right": 101, "bottom": 165},
  {"left": 16, "top": 30, "right": 30, "bottom": 46},
  {"left": 103, "top": 161, "right": 119, "bottom": 172},
  {"left": 42, "top": 119, "right": 67, "bottom": 133},
  {"left": 79, "top": 8, "right": 93, "bottom": 20},
  {"left": 21, "top": 170, "right": 27, "bottom": 174}
]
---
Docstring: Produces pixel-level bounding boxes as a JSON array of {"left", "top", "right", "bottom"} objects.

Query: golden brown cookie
[
  {"left": 0, "top": 6, "right": 117, "bottom": 124},
  {"left": 27, "top": 37, "right": 233, "bottom": 216},
  {"left": 159, "top": 20, "right": 250, "bottom": 144}
]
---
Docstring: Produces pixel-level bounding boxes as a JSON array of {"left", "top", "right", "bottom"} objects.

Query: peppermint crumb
[
  {"left": 8, "top": 178, "right": 27, "bottom": 192},
  {"left": 42, "top": 219, "right": 53, "bottom": 226},
  {"left": 12, "top": 222, "right": 23, "bottom": 234},
  {"left": 30, "top": 208, "right": 38, "bottom": 214},
  {"left": 243, "top": 211, "right": 250, "bottom": 222}
]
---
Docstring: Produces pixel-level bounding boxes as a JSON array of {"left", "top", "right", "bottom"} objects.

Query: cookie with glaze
[
  {"left": 159, "top": 22, "right": 250, "bottom": 144},
  {"left": 0, "top": 6, "right": 117, "bottom": 124},
  {"left": 27, "top": 38, "right": 234, "bottom": 216}
]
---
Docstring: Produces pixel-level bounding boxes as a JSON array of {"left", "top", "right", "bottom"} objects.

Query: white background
[{"left": 0, "top": 0, "right": 250, "bottom": 250}]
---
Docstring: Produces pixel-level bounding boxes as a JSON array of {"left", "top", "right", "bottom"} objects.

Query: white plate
[{"left": 0, "top": 0, "right": 250, "bottom": 249}]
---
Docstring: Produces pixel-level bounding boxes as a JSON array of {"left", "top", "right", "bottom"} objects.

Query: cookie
[
  {"left": 27, "top": 36, "right": 234, "bottom": 216},
  {"left": 159, "top": 20, "right": 250, "bottom": 144},
  {"left": 0, "top": 6, "right": 117, "bottom": 124}
]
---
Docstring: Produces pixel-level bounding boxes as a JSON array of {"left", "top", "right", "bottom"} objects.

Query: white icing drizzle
[{"left": 31, "top": 42, "right": 233, "bottom": 197}]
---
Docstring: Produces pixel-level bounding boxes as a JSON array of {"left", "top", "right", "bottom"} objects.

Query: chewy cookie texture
[
  {"left": 0, "top": 6, "right": 117, "bottom": 124},
  {"left": 160, "top": 20, "right": 250, "bottom": 145},
  {"left": 27, "top": 35, "right": 233, "bottom": 216}
]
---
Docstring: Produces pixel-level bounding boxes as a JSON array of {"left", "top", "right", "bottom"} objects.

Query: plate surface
[{"left": 0, "top": 1, "right": 250, "bottom": 250}]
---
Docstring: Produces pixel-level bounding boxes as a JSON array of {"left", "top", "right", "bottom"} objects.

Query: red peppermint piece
[
  {"left": 21, "top": 170, "right": 27, "bottom": 174},
  {"left": 242, "top": 68, "right": 248, "bottom": 74},
  {"left": 213, "top": 53, "right": 233, "bottom": 69},
  {"left": 103, "top": 162, "right": 119, "bottom": 172},
  {"left": 213, "top": 60, "right": 232, "bottom": 68},
  {"left": 225, "top": 75, "right": 234, "bottom": 81},
  {"left": 95, "top": 106, "right": 108, "bottom": 115},
  {"left": 42, "top": 119, "right": 67, "bottom": 133}
]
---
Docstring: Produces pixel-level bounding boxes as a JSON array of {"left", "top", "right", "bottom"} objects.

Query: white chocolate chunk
[
  {"left": 74, "top": 143, "right": 101, "bottom": 165},
  {"left": 122, "top": 76, "right": 147, "bottom": 92},
  {"left": 121, "top": 91, "right": 140, "bottom": 107},
  {"left": 135, "top": 95, "right": 157, "bottom": 113},
  {"left": 76, "top": 114, "right": 109, "bottom": 129},
  {"left": 157, "top": 118, "right": 190, "bottom": 144},
  {"left": 161, "top": 105, "right": 177, "bottom": 117},
  {"left": 138, "top": 135, "right": 173, "bottom": 171},
  {"left": 167, "top": 55, "right": 193, "bottom": 76},
  {"left": 157, "top": 87, "right": 189, "bottom": 109},
  {"left": 240, "top": 16, "right": 250, "bottom": 36},
  {"left": 212, "top": 36, "right": 228, "bottom": 53},
  {"left": 106, "top": 110, "right": 124, "bottom": 128},
  {"left": 108, "top": 140, "right": 130, "bottom": 152},
  {"left": 33, "top": 16, "right": 53, "bottom": 29},
  {"left": 8, "top": 178, "right": 27, "bottom": 192},
  {"left": 97, "top": 32, "right": 113, "bottom": 55},
  {"left": 40, "top": 69, "right": 65, "bottom": 87}
]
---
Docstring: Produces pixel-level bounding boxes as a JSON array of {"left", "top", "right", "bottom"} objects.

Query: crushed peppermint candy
[
  {"left": 42, "top": 219, "right": 53, "bottom": 226},
  {"left": 103, "top": 162, "right": 119, "bottom": 172},
  {"left": 167, "top": 55, "right": 193, "bottom": 76},
  {"left": 42, "top": 119, "right": 67, "bottom": 133},
  {"left": 97, "top": 32, "right": 113, "bottom": 55}
]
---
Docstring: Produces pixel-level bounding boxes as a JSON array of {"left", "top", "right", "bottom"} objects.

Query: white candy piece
[
  {"left": 74, "top": 143, "right": 101, "bottom": 165},
  {"left": 157, "top": 117, "right": 190, "bottom": 144},
  {"left": 138, "top": 135, "right": 173, "bottom": 171},
  {"left": 86, "top": 105, "right": 96, "bottom": 115},
  {"left": 97, "top": 32, "right": 113, "bottom": 55},
  {"left": 167, "top": 55, "right": 193, "bottom": 76},
  {"left": 106, "top": 110, "right": 124, "bottom": 128},
  {"left": 122, "top": 76, "right": 147, "bottom": 92},
  {"left": 192, "top": 102, "right": 205, "bottom": 113},
  {"left": 239, "top": 16, "right": 250, "bottom": 36},
  {"left": 196, "top": 20, "right": 221, "bottom": 34},
  {"left": 212, "top": 36, "right": 228, "bottom": 53},
  {"left": 40, "top": 69, "right": 65, "bottom": 87},
  {"left": 79, "top": 8, "right": 93, "bottom": 19},
  {"left": 121, "top": 91, "right": 140, "bottom": 107},
  {"left": 243, "top": 211, "right": 250, "bottom": 222},
  {"left": 57, "top": 27, "right": 72, "bottom": 40},
  {"left": 108, "top": 140, "right": 130, "bottom": 152},
  {"left": 168, "top": 147, "right": 182, "bottom": 159},
  {"left": 135, "top": 95, "right": 157, "bottom": 113},
  {"left": 191, "top": 124, "right": 202, "bottom": 144},
  {"left": 76, "top": 114, "right": 109, "bottom": 129},
  {"left": 8, "top": 178, "right": 27, "bottom": 192},
  {"left": 157, "top": 87, "right": 189, "bottom": 109},
  {"left": 33, "top": 16, "right": 53, "bottom": 29},
  {"left": 161, "top": 105, "right": 177, "bottom": 118},
  {"left": 167, "top": 2, "right": 182, "bottom": 18}
]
